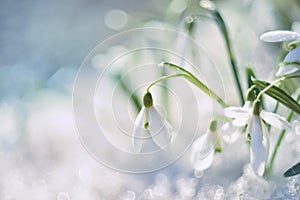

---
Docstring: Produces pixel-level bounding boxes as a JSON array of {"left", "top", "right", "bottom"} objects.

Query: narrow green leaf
[
  {"left": 284, "top": 162, "right": 300, "bottom": 177},
  {"left": 246, "top": 67, "right": 264, "bottom": 106},
  {"left": 161, "top": 62, "right": 228, "bottom": 108},
  {"left": 246, "top": 67, "right": 259, "bottom": 92},
  {"left": 209, "top": 6, "right": 244, "bottom": 104},
  {"left": 111, "top": 73, "right": 142, "bottom": 111},
  {"left": 252, "top": 78, "right": 300, "bottom": 114}
]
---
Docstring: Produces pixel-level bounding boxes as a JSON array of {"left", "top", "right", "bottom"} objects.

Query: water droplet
[
  {"left": 187, "top": 178, "right": 198, "bottom": 187},
  {"left": 285, "top": 132, "right": 295, "bottom": 143},
  {"left": 214, "top": 188, "right": 224, "bottom": 200},
  {"left": 295, "top": 121, "right": 300, "bottom": 136},
  {"left": 104, "top": 9, "right": 128, "bottom": 30},
  {"left": 194, "top": 170, "right": 203, "bottom": 178},
  {"left": 143, "top": 189, "right": 154, "bottom": 199},
  {"left": 123, "top": 190, "right": 136, "bottom": 200},
  {"left": 155, "top": 173, "right": 168, "bottom": 184},
  {"left": 185, "top": 16, "right": 194, "bottom": 24},
  {"left": 57, "top": 192, "right": 71, "bottom": 200},
  {"left": 176, "top": 178, "right": 185, "bottom": 186}
]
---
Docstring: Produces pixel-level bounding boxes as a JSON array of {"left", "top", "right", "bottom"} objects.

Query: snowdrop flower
[
  {"left": 132, "top": 92, "right": 174, "bottom": 152},
  {"left": 190, "top": 119, "right": 240, "bottom": 172},
  {"left": 277, "top": 45, "right": 300, "bottom": 76},
  {"left": 225, "top": 101, "right": 290, "bottom": 176},
  {"left": 260, "top": 30, "right": 300, "bottom": 76},
  {"left": 190, "top": 120, "right": 221, "bottom": 172}
]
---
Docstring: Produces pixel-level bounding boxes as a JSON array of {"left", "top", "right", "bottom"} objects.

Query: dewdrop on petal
[{"left": 132, "top": 92, "right": 174, "bottom": 152}]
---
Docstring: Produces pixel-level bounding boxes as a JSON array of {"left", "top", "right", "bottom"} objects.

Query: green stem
[
  {"left": 161, "top": 62, "right": 228, "bottom": 108},
  {"left": 256, "top": 74, "right": 300, "bottom": 101},
  {"left": 272, "top": 101, "right": 280, "bottom": 114},
  {"left": 146, "top": 73, "right": 186, "bottom": 92},
  {"left": 212, "top": 10, "right": 245, "bottom": 105},
  {"left": 267, "top": 94, "right": 300, "bottom": 175}
]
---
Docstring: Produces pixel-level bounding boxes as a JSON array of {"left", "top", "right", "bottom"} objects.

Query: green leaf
[
  {"left": 284, "top": 162, "right": 300, "bottom": 177},
  {"left": 252, "top": 78, "right": 300, "bottom": 114},
  {"left": 281, "top": 78, "right": 298, "bottom": 95},
  {"left": 246, "top": 67, "right": 259, "bottom": 93},
  {"left": 246, "top": 67, "right": 264, "bottom": 106},
  {"left": 161, "top": 62, "right": 228, "bottom": 108},
  {"left": 111, "top": 73, "right": 142, "bottom": 111}
]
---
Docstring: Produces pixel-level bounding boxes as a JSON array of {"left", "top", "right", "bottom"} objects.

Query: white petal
[
  {"left": 190, "top": 134, "right": 214, "bottom": 171},
  {"left": 193, "top": 150, "right": 214, "bottom": 171},
  {"left": 261, "top": 121, "right": 270, "bottom": 161},
  {"left": 260, "top": 30, "right": 300, "bottom": 42},
  {"left": 283, "top": 46, "right": 300, "bottom": 63},
  {"left": 276, "top": 64, "right": 300, "bottom": 76},
  {"left": 261, "top": 110, "right": 291, "bottom": 130},
  {"left": 132, "top": 107, "right": 147, "bottom": 152},
  {"left": 248, "top": 115, "right": 266, "bottom": 176},
  {"left": 224, "top": 106, "right": 250, "bottom": 119},
  {"left": 192, "top": 133, "right": 208, "bottom": 150},
  {"left": 232, "top": 115, "right": 250, "bottom": 127},
  {"left": 293, "top": 120, "right": 300, "bottom": 135},
  {"left": 148, "top": 106, "right": 174, "bottom": 149},
  {"left": 276, "top": 46, "right": 300, "bottom": 76},
  {"left": 220, "top": 122, "right": 240, "bottom": 144},
  {"left": 224, "top": 102, "right": 252, "bottom": 127}
]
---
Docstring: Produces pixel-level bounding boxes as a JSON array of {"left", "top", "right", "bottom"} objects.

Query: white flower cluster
[{"left": 190, "top": 29, "right": 300, "bottom": 176}]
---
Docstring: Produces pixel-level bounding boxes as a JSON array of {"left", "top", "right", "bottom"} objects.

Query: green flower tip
[
  {"left": 143, "top": 92, "right": 153, "bottom": 107},
  {"left": 279, "top": 61, "right": 300, "bottom": 68},
  {"left": 214, "top": 147, "right": 222, "bottom": 153},
  {"left": 252, "top": 100, "right": 261, "bottom": 115},
  {"left": 209, "top": 120, "right": 218, "bottom": 132},
  {"left": 144, "top": 122, "right": 149, "bottom": 129},
  {"left": 287, "top": 41, "right": 299, "bottom": 50}
]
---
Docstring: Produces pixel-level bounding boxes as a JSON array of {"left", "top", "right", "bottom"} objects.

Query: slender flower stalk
[
  {"left": 161, "top": 62, "right": 228, "bottom": 108},
  {"left": 252, "top": 77, "right": 300, "bottom": 115},
  {"left": 146, "top": 73, "right": 186, "bottom": 93}
]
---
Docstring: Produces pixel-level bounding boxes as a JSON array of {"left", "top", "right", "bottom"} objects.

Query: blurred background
[{"left": 1, "top": 0, "right": 300, "bottom": 199}]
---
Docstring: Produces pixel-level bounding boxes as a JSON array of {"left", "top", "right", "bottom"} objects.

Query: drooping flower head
[
  {"left": 277, "top": 45, "right": 300, "bottom": 76},
  {"left": 132, "top": 92, "right": 174, "bottom": 152},
  {"left": 260, "top": 30, "right": 300, "bottom": 76},
  {"left": 190, "top": 119, "right": 240, "bottom": 172},
  {"left": 224, "top": 100, "right": 290, "bottom": 176},
  {"left": 190, "top": 120, "right": 219, "bottom": 172}
]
